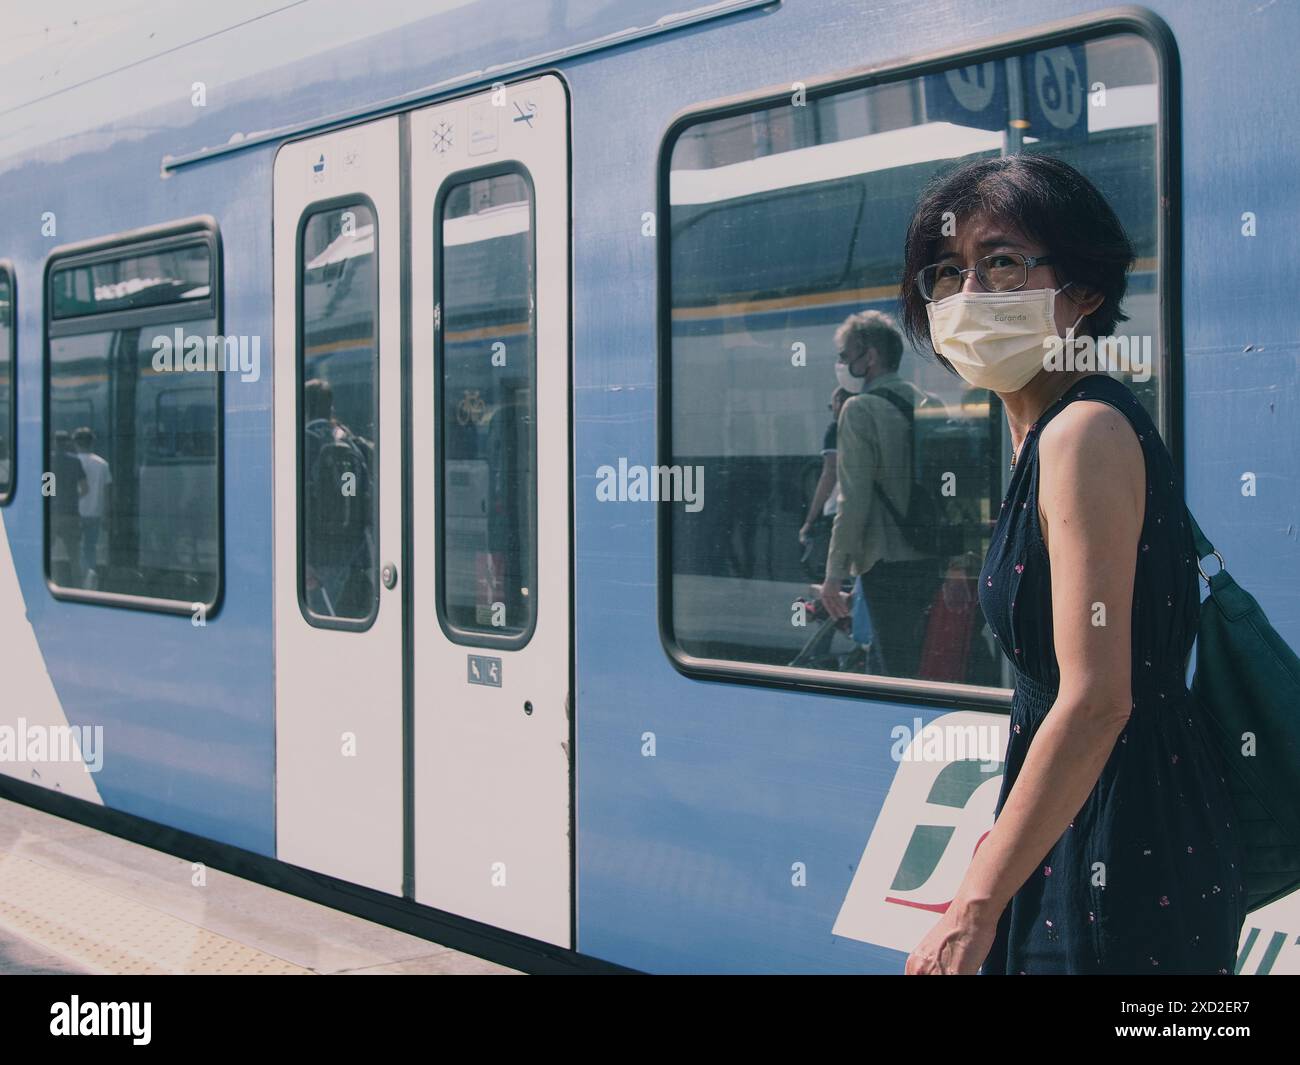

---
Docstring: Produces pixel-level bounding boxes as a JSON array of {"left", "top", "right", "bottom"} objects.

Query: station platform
[{"left": 0, "top": 797, "right": 519, "bottom": 975}]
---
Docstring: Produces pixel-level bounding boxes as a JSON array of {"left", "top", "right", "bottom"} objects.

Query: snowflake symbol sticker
[{"left": 432, "top": 120, "right": 454, "bottom": 154}]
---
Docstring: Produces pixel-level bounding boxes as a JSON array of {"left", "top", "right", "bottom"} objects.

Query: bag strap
[
  {"left": 1185, "top": 506, "right": 1215, "bottom": 560},
  {"left": 866, "top": 383, "right": 915, "bottom": 428},
  {"left": 872, "top": 476, "right": 908, "bottom": 530},
  {"left": 863, "top": 385, "right": 915, "bottom": 524},
  {"left": 1185, "top": 504, "right": 1227, "bottom": 585}
]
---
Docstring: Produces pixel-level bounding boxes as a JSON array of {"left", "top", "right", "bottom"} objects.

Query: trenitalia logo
[
  {"left": 833, "top": 710, "right": 1300, "bottom": 972},
  {"left": 833, "top": 711, "right": 1007, "bottom": 953}
]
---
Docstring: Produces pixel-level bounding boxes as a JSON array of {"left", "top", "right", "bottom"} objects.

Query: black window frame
[
  {"left": 295, "top": 194, "right": 383, "bottom": 633},
  {"left": 433, "top": 160, "right": 540, "bottom": 651},
  {"left": 42, "top": 217, "right": 225, "bottom": 616},
  {"left": 654, "top": 8, "right": 1181, "bottom": 711},
  {"left": 0, "top": 260, "right": 15, "bottom": 506}
]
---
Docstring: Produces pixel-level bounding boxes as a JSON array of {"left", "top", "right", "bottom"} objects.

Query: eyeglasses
[{"left": 917, "top": 252, "right": 1054, "bottom": 302}]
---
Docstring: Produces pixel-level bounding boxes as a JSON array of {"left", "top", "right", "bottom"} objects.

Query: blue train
[{"left": 0, "top": 0, "right": 1296, "bottom": 974}]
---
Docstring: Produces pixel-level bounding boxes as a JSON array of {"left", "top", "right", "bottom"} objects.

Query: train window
[
  {"left": 660, "top": 28, "right": 1168, "bottom": 695},
  {"left": 51, "top": 243, "right": 210, "bottom": 319},
  {"left": 0, "top": 264, "right": 13, "bottom": 504},
  {"left": 297, "top": 201, "right": 380, "bottom": 628},
  {"left": 45, "top": 224, "right": 222, "bottom": 611},
  {"left": 436, "top": 168, "right": 537, "bottom": 645}
]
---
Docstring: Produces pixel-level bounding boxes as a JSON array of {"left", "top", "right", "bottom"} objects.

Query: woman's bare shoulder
[{"left": 1040, "top": 397, "right": 1139, "bottom": 457}]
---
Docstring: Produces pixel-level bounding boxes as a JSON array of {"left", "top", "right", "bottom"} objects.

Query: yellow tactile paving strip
[{"left": 0, "top": 852, "right": 313, "bottom": 974}]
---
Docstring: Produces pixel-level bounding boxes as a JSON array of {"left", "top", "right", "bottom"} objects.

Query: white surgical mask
[
  {"left": 926, "top": 285, "right": 1084, "bottom": 393},
  {"left": 835, "top": 356, "right": 867, "bottom": 394}
]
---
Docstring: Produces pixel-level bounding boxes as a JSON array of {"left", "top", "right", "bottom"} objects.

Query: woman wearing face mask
[{"left": 898, "top": 154, "right": 1245, "bottom": 975}]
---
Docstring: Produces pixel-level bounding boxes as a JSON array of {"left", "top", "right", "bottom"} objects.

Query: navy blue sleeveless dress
[{"left": 977, "top": 373, "right": 1246, "bottom": 975}]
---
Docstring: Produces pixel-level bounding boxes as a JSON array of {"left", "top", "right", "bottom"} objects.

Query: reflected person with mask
[
  {"left": 817, "top": 310, "right": 939, "bottom": 678},
  {"left": 898, "top": 154, "right": 1244, "bottom": 976}
]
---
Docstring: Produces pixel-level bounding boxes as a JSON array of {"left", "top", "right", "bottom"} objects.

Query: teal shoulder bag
[{"left": 1188, "top": 510, "right": 1300, "bottom": 912}]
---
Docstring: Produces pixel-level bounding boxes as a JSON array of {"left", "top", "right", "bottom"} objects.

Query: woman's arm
[
  {"left": 906, "top": 400, "right": 1145, "bottom": 973},
  {"left": 801, "top": 452, "right": 837, "bottom": 536},
  {"left": 819, "top": 398, "right": 880, "bottom": 618}
]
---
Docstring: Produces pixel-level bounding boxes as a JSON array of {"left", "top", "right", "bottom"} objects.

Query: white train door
[
  {"left": 273, "top": 118, "right": 404, "bottom": 893},
  {"left": 274, "top": 78, "right": 571, "bottom": 940},
  {"left": 408, "top": 75, "right": 572, "bottom": 945}
]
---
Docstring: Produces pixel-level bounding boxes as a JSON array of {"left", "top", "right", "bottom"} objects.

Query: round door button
[{"left": 381, "top": 563, "right": 398, "bottom": 590}]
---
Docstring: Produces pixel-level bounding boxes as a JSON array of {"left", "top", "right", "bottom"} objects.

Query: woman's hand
[{"left": 905, "top": 899, "right": 1000, "bottom": 975}]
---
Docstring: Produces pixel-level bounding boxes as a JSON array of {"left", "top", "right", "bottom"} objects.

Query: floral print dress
[{"left": 977, "top": 373, "right": 1246, "bottom": 974}]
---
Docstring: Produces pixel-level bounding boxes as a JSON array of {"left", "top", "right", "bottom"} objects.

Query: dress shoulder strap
[
  {"left": 1030, "top": 372, "right": 1154, "bottom": 441},
  {"left": 1022, "top": 373, "right": 1167, "bottom": 519}
]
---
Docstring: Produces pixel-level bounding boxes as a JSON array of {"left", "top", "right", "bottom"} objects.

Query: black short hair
[
  {"left": 303, "top": 378, "right": 334, "bottom": 422},
  {"left": 899, "top": 153, "right": 1136, "bottom": 361}
]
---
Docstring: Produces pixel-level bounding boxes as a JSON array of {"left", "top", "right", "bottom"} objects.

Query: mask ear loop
[{"left": 1053, "top": 280, "right": 1087, "bottom": 343}]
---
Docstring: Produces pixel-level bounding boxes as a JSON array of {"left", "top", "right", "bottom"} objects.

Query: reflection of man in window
[
  {"left": 303, "top": 378, "right": 375, "bottom": 617},
  {"left": 73, "top": 426, "right": 111, "bottom": 587},
  {"left": 818, "top": 310, "right": 941, "bottom": 678},
  {"left": 50, "top": 429, "right": 87, "bottom": 586}
]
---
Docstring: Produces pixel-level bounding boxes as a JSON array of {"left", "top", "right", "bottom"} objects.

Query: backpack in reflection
[
  {"left": 310, "top": 438, "right": 370, "bottom": 543},
  {"left": 866, "top": 385, "right": 966, "bottom": 559}
]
